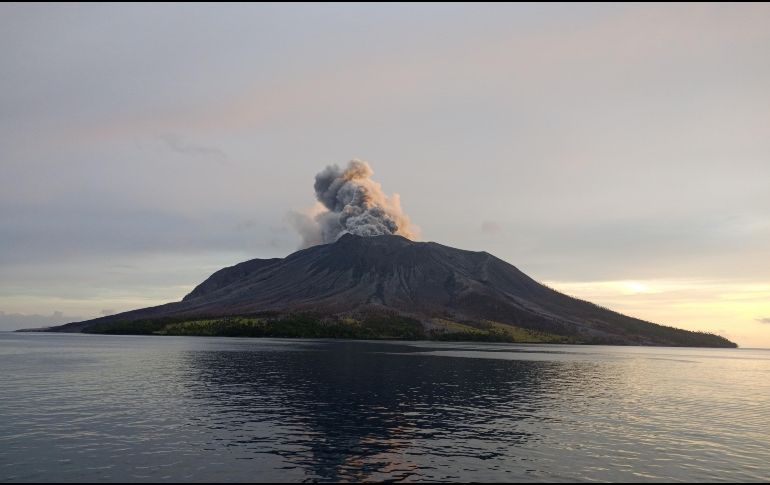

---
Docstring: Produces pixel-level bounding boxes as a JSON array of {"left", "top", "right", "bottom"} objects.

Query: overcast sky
[{"left": 1, "top": 3, "right": 769, "bottom": 346}]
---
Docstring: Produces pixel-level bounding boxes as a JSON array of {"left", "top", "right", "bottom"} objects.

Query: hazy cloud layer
[
  {"left": 1, "top": 3, "right": 769, "bottom": 345},
  {"left": 158, "top": 134, "right": 228, "bottom": 162},
  {"left": 0, "top": 311, "right": 85, "bottom": 331},
  {"left": 481, "top": 221, "right": 501, "bottom": 234}
]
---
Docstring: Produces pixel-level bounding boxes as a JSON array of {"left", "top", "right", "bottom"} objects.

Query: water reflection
[
  {"left": 183, "top": 341, "right": 592, "bottom": 481},
  {"left": 3, "top": 335, "right": 769, "bottom": 482}
]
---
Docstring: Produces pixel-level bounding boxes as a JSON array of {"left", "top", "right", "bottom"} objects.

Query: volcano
[{"left": 45, "top": 234, "right": 734, "bottom": 347}]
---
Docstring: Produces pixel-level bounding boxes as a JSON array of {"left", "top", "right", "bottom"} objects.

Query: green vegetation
[
  {"left": 85, "top": 319, "right": 170, "bottom": 335},
  {"left": 84, "top": 314, "right": 568, "bottom": 343},
  {"left": 84, "top": 314, "right": 426, "bottom": 340},
  {"left": 429, "top": 318, "right": 573, "bottom": 343},
  {"left": 81, "top": 312, "right": 734, "bottom": 347},
  {"left": 86, "top": 312, "right": 576, "bottom": 343}
]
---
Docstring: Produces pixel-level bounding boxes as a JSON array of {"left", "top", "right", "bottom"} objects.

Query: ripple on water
[{"left": 0, "top": 335, "right": 769, "bottom": 482}]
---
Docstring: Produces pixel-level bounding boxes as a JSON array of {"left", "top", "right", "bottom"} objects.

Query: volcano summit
[{"left": 43, "top": 234, "right": 734, "bottom": 347}]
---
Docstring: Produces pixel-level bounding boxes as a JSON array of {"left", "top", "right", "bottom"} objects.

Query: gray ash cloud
[{"left": 290, "top": 160, "right": 418, "bottom": 248}]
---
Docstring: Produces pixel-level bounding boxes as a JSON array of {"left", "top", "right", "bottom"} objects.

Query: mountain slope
[{"left": 45, "top": 234, "right": 735, "bottom": 347}]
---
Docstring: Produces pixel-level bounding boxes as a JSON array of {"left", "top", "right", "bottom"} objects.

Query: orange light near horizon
[{"left": 545, "top": 279, "right": 770, "bottom": 348}]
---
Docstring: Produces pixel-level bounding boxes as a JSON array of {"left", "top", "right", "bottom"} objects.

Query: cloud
[
  {"left": 1, "top": 4, "right": 769, "bottom": 347},
  {"left": 481, "top": 221, "right": 501, "bottom": 234},
  {"left": 756, "top": 317, "right": 770, "bottom": 324},
  {"left": 158, "top": 133, "right": 228, "bottom": 162},
  {"left": 0, "top": 311, "right": 84, "bottom": 331},
  {"left": 0, "top": 198, "right": 289, "bottom": 266}
]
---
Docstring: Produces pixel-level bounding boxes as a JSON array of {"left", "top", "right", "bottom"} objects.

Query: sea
[{"left": 1, "top": 333, "right": 768, "bottom": 482}]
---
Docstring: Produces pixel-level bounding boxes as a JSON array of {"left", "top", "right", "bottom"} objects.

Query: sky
[{"left": 1, "top": 3, "right": 769, "bottom": 347}]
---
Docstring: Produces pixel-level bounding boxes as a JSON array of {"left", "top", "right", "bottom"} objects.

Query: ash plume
[{"left": 290, "top": 160, "right": 418, "bottom": 248}]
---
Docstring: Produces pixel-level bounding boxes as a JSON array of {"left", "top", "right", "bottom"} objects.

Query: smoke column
[{"left": 290, "top": 160, "right": 418, "bottom": 248}]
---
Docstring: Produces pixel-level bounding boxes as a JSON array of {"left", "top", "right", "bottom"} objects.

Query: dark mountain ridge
[{"left": 42, "top": 234, "right": 735, "bottom": 347}]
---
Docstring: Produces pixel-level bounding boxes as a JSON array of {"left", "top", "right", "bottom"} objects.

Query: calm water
[{"left": 1, "top": 333, "right": 768, "bottom": 482}]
